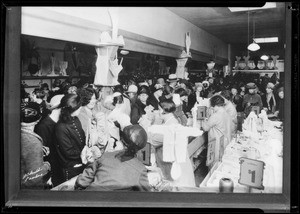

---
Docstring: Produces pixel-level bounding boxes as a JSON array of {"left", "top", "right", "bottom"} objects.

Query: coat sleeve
[
  {"left": 202, "top": 113, "right": 218, "bottom": 132},
  {"left": 55, "top": 125, "right": 82, "bottom": 160},
  {"left": 34, "top": 123, "right": 49, "bottom": 147},
  {"left": 74, "top": 160, "right": 100, "bottom": 190},
  {"left": 138, "top": 168, "right": 151, "bottom": 191},
  {"left": 21, "top": 137, "right": 51, "bottom": 187},
  {"left": 130, "top": 105, "right": 141, "bottom": 124},
  {"left": 257, "top": 95, "right": 263, "bottom": 110}
]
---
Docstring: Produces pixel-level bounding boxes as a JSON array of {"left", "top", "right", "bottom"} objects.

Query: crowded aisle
[{"left": 21, "top": 69, "right": 284, "bottom": 192}]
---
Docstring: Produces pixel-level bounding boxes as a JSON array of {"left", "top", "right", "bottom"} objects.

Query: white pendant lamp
[
  {"left": 247, "top": 12, "right": 260, "bottom": 52},
  {"left": 260, "top": 55, "right": 269, "bottom": 60}
]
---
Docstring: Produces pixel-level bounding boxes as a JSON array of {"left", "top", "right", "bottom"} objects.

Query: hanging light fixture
[
  {"left": 247, "top": 12, "right": 260, "bottom": 51},
  {"left": 260, "top": 55, "right": 269, "bottom": 60}
]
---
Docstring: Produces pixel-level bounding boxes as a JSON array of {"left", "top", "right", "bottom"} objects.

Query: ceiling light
[
  {"left": 260, "top": 55, "right": 269, "bottom": 60},
  {"left": 248, "top": 42, "right": 260, "bottom": 51},
  {"left": 228, "top": 3, "right": 276, "bottom": 12},
  {"left": 247, "top": 12, "right": 260, "bottom": 52},
  {"left": 254, "top": 37, "right": 278, "bottom": 43}
]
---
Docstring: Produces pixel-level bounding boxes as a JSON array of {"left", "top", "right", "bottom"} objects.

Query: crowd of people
[{"left": 20, "top": 70, "right": 284, "bottom": 191}]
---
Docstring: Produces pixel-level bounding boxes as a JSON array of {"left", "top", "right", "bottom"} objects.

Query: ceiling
[{"left": 167, "top": 3, "right": 286, "bottom": 52}]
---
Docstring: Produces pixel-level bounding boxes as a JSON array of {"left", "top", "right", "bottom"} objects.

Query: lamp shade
[
  {"left": 260, "top": 55, "right": 269, "bottom": 60},
  {"left": 248, "top": 41, "right": 260, "bottom": 51}
]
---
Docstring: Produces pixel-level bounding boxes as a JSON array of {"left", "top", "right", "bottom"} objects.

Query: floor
[{"left": 193, "top": 149, "right": 209, "bottom": 187}]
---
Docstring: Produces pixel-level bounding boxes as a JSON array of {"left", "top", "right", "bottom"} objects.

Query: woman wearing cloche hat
[{"left": 242, "top": 82, "right": 263, "bottom": 117}]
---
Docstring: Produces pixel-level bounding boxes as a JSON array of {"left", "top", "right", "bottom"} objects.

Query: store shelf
[
  {"left": 21, "top": 76, "right": 80, "bottom": 80},
  {"left": 233, "top": 69, "right": 283, "bottom": 73}
]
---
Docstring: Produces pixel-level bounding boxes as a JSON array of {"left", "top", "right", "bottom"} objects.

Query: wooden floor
[{"left": 193, "top": 149, "right": 209, "bottom": 187}]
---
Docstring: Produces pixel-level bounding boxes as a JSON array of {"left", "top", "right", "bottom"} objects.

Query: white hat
[
  {"left": 112, "top": 92, "right": 122, "bottom": 97},
  {"left": 49, "top": 94, "right": 64, "bottom": 110},
  {"left": 202, "top": 80, "right": 210, "bottom": 87},
  {"left": 167, "top": 74, "right": 179, "bottom": 82},
  {"left": 126, "top": 85, "right": 138, "bottom": 93}
]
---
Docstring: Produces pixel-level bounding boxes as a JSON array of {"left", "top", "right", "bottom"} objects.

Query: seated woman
[
  {"left": 147, "top": 83, "right": 164, "bottom": 110},
  {"left": 54, "top": 94, "right": 85, "bottom": 183},
  {"left": 149, "top": 100, "right": 196, "bottom": 187},
  {"left": 130, "top": 85, "right": 151, "bottom": 124},
  {"left": 77, "top": 85, "right": 97, "bottom": 134},
  {"left": 202, "top": 95, "right": 233, "bottom": 168},
  {"left": 261, "top": 82, "right": 277, "bottom": 116},
  {"left": 74, "top": 124, "right": 151, "bottom": 191}
]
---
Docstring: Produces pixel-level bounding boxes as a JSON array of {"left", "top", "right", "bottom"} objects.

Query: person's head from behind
[
  {"left": 210, "top": 95, "right": 225, "bottom": 112},
  {"left": 159, "top": 99, "right": 176, "bottom": 115},
  {"left": 121, "top": 124, "right": 147, "bottom": 156},
  {"left": 78, "top": 86, "right": 97, "bottom": 110},
  {"left": 59, "top": 94, "right": 82, "bottom": 123},
  {"left": 21, "top": 102, "right": 42, "bottom": 127},
  {"left": 220, "top": 90, "right": 232, "bottom": 103}
]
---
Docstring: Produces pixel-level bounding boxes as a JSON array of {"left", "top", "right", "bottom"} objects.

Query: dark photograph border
[{"left": 2, "top": 3, "right": 299, "bottom": 213}]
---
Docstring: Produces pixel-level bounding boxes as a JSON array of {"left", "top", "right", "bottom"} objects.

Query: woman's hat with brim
[
  {"left": 157, "top": 78, "right": 166, "bottom": 86},
  {"left": 246, "top": 82, "right": 257, "bottom": 89},
  {"left": 167, "top": 74, "right": 179, "bottom": 82},
  {"left": 21, "top": 102, "right": 42, "bottom": 123},
  {"left": 195, "top": 82, "right": 203, "bottom": 89},
  {"left": 202, "top": 80, "right": 210, "bottom": 87},
  {"left": 277, "top": 87, "right": 284, "bottom": 93},
  {"left": 126, "top": 85, "right": 138, "bottom": 93},
  {"left": 137, "top": 85, "right": 150, "bottom": 96},
  {"left": 49, "top": 94, "right": 64, "bottom": 110}
]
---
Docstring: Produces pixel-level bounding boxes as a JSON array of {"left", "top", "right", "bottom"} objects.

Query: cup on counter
[{"left": 219, "top": 177, "right": 234, "bottom": 193}]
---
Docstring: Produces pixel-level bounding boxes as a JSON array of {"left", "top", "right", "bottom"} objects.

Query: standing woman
[
  {"left": 77, "top": 86, "right": 97, "bottom": 135},
  {"left": 202, "top": 95, "right": 232, "bottom": 168},
  {"left": 130, "top": 85, "right": 151, "bottom": 124},
  {"left": 54, "top": 94, "right": 85, "bottom": 183},
  {"left": 261, "top": 82, "right": 277, "bottom": 115}
]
